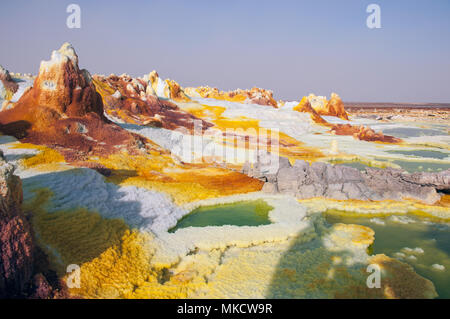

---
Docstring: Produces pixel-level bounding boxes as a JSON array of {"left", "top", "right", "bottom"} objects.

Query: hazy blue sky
[{"left": 1, "top": 0, "right": 449, "bottom": 102}]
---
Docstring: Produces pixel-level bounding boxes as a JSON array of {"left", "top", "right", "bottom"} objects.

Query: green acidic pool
[
  {"left": 387, "top": 149, "right": 449, "bottom": 160},
  {"left": 169, "top": 199, "right": 273, "bottom": 232},
  {"left": 325, "top": 213, "right": 450, "bottom": 299},
  {"left": 382, "top": 127, "right": 444, "bottom": 138},
  {"left": 391, "top": 160, "right": 449, "bottom": 173}
]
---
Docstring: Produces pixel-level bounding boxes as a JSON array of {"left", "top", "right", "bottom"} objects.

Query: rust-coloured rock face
[
  {"left": 31, "top": 43, "right": 104, "bottom": 118},
  {"left": 0, "top": 43, "right": 105, "bottom": 127},
  {"left": 0, "top": 43, "right": 146, "bottom": 162},
  {"left": 0, "top": 157, "right": 33, "bottom": 298},
  {"left": 330, "top": 124, "right": 402, "bottom": 143}
]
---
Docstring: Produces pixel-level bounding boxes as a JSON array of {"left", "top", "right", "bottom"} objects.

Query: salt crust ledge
[{"left": 151, "top": 192, "right": 315, "bottom": 267}]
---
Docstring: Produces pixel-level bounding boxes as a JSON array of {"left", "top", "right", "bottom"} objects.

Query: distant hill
[{"left": 344, "top": 102, "right": 450, "bottom": 109}]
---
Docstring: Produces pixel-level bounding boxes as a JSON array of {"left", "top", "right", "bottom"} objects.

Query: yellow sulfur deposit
[
  {"left": 24, "top": 188, "right": 129, "bottom": 275},
  {"left": 66, "top": 229, "right": 219, "bottom": 299},
  {"left": 12, "top": 142, "right": 67, "bottom": 171},
  {"left": 22, "top": 187, "right": 440, "bottom": 299},
  {"left": 92, "top": 152, "right": 263, "bottom": 205}
]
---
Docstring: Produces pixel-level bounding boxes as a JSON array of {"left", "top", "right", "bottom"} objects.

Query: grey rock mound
[
  {"left": 245, "top": 153, "right": 446, "bottom": 205},
  {"left": 361, "top": 167, "right": 441, "bottom": 204},
  {"left": 400, "top": 169, "right": 450, "bottom": 191}
]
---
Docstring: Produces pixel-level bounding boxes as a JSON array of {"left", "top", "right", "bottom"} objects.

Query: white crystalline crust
[
  {"left": 155, "top": 77, "right": 167, "bottom": 97},
  {"left": 20, "top": 167, "right": 187, "bottom": 234},
  {"left": 0, "top": 136, "right": 40, "bottom": 162},
  {"left": 0, "top": 81, "right": 5, "bottom": 100},
  {"left": 431, "top": 264, "right": 445, "bottom": 271},
  {"left": 389, "top": 215, "right": 417, "bottom": 224},
  {"left": 402, "top": 247, "right": 425, "bottom": 254},
  {"left": 152, "top": 194, "right": 313, "bottom": 265},
  {"left": 370, "top": 218, "right": 385, "bottom": 225},
  {"left": 279, "top": 101, "right": 299, "bottom": 110},
  {"left": 299, "top": 127, "right": 450, "bottom": 164},
  {"left": 180, "top": 98, "right": 449, "bottom": 166},
  {"left": 112, "top": 90, "right": 122, "bottom": 99},
  {"left": 114, "top": 97, "right": 316, "bottom": 165},
  {"left": 40, "top": 42, "right": 79, "bottom": 72}
]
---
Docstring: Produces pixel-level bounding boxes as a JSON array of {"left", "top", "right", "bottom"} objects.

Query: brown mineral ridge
[
  {"left": 94, "top": 74, "right": 213, "bottom": 133},
  {"left": 193, "top": 86, "right": 279, "bottom": 108},
  {"left": 330, "top": 124, "right": 402, "bottom": 143}
]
